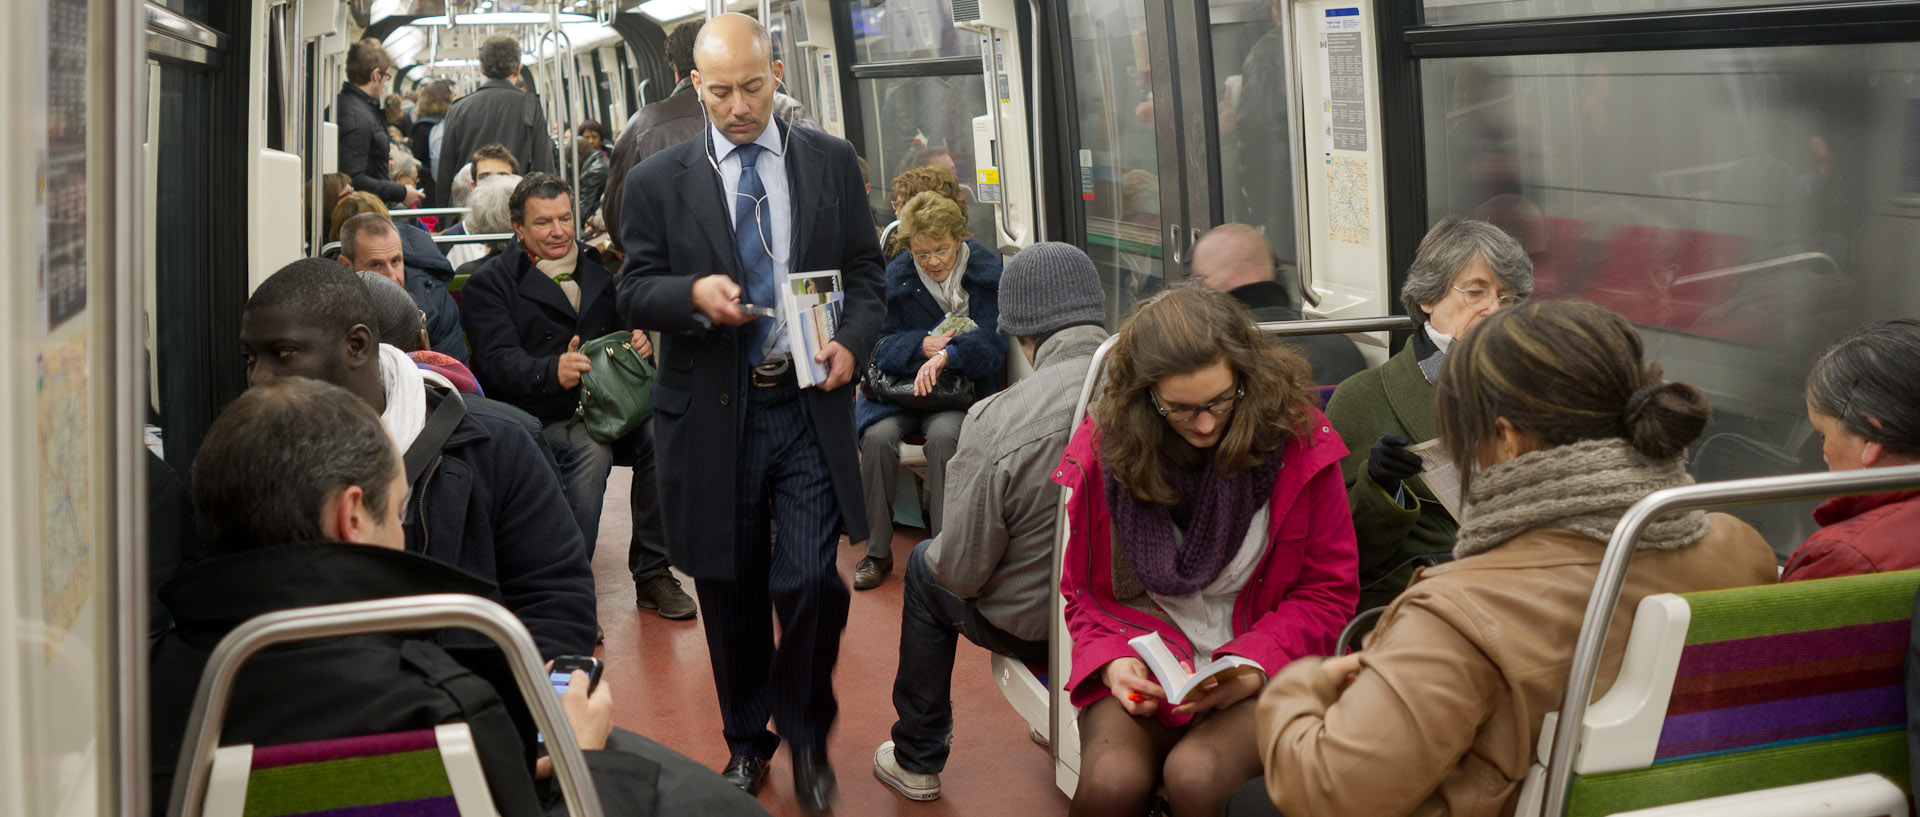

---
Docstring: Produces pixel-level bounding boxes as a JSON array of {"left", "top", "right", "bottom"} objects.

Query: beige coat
[{"left": 1255, "top": 514, "right": 1778, "bottom": 817}]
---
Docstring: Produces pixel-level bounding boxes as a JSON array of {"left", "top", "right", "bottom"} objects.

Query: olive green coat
[{"left": 1325, "top": 341, "right": 1460, "bottom": 611}]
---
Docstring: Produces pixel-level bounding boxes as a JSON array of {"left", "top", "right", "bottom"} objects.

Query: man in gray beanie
[{"left": 872, "top": 242, "right": 1109, "bottom": 802}]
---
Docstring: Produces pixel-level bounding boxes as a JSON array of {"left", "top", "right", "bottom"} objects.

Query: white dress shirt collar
[{"left": 709, "top": 118, "right": 787, "bottom": 167}]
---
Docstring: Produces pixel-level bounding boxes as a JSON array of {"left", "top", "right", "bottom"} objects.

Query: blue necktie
[{"left": 731, "top": 143, "right": 777, "bottom": 365}]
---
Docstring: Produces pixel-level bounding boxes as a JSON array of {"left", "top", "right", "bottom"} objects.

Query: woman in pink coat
[{"left": 1055, "top": 285, "right": 1360, "bottom": 817}]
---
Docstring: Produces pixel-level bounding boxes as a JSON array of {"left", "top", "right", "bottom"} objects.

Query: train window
[
  {"left": 1208, "top": 0, "right": 1301, "bottom": 301},
  {"left": 1422, "top": 0, "right": 1858, "bottom": 26},
  {"left": 848, "top": 0, "right": 982, "bottom": 62},
  {"left": 1065, "top": 0, "right": 1165, "bottom": 324},
  {"left": 858, "top": 74, "right": 997, "bottom": 241},
  {"left": 1420, "top": 44, "right": 1913, "bottom": 553}
]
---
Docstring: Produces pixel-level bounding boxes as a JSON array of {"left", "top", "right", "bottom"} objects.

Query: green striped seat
[
  {"left": 1558, "top": 570, "right": 1920, "bottom": 817},
  {"left": 200, "top": 725, "right": 496, "bottom": 817}
]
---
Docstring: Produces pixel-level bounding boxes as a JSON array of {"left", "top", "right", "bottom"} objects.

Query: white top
[{"left": 1148, "top": 502, "right": 1271, "bottom": 661}]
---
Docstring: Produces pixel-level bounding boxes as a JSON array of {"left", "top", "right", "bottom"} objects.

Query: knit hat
[{"left": 997, "top": 242, "right": 1105, "bottom": 337}]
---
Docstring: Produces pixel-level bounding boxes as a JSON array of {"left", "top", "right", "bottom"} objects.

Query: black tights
[{"left": 1068, "top": 696, "right": 1264, "bottom": 817}]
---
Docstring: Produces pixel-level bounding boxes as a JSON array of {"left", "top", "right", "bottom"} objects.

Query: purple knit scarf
[{"left": 1105, "top": 451, "right": 1285, "bottom": 596}]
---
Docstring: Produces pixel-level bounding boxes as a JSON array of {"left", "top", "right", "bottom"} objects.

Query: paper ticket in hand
[{"left": 1127, "top": 631, "right": 1262, "bottom": 705}]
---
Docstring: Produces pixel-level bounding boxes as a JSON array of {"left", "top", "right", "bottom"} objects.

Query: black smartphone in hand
[{"left": 549, "top": 655, "right": 603, "bottom": 696}]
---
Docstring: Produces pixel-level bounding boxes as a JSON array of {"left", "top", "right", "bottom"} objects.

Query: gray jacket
[
  {"left": 603, "top": 77, "right": 820, "bottom": 253},
  {"left": 434, "top": 78, "right": 557, "bottom": 207},
  {"left": 925, "top": 323, "right": 1109, "bottom": 641}
]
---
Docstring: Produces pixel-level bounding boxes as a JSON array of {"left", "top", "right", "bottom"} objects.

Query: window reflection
[
  {"left": 1422, "top": 0, "right": 1859, "bottom": 26},
  {"left": 1210, "top": 0, "right": 1301, "bottom": 307},
  {"left": 857, "top": 74, "right": 996, "bottom": 241},
  {"left": 1068, "top": 0, "right": 1163, "bottom": 325},
  {"left": 1423, "top": 45, "right": 1910, "bottom": 551},
  {"left": 848, "top": 0, "right": 981, "bottom": 63}
]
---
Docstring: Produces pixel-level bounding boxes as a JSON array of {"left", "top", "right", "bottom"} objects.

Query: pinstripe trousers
[{"left": 694, "top": 378, "right": 850, "bottom": 759}]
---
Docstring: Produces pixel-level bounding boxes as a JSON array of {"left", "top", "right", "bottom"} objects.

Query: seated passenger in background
[
  {"left": 1056, "top": 285, "right": 1358, "bottom": 817},
  {"left": 337, "top": 210, "right": 468, "bottom": 364},
  {"left": 1190, "top": 223, "right": 1365, "bottom": 387},
  {"left": 461, "top": 173, "right": 695, "bottom": 619},
  {"left": 446, "top": 143, "right": 522, "bottom": 226},
  {"left": 871, "top": 242, "right": 1109, "bottom": 801},
  {"left": 1232, "top": 300, "right": 1778, "bottom": 817},
  {"left": 1782, "top": 319, "right": 1920, "bottom": 580},
  {"left": 854, "top": 191, "right": 1005, "bottom": 590},
  {"left": 882, "top": 165, "right": 968, "bottom": 259},
  {"left": 241, "top": 258, "right": 596, "bottom": 657},
  {"left": 452, "top": 173, "right": 524, "bottom": 274},
  {"left": 149, "top": 378, "right": 767, "bottom": 817},
  {"left": 1325, "top": 216, "right": 1532, "bottom": 612}
]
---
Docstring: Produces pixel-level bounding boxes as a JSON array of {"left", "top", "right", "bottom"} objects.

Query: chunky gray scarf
[{"left": 1452, "top": 437, "right": 1709, "bottom": 558}]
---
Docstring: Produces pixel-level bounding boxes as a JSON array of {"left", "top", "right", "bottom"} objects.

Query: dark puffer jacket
[{"left": 856, "top": 238, "right": 1004, "bottom": 436}]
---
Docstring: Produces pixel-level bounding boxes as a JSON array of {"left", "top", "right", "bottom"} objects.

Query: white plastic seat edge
[{"left": 1602, "top": 773, "right": 1906, "bottom": 817}]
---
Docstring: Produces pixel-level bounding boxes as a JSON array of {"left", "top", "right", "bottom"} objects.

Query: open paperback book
[
  {"left": 1127, "top": 631, "right": 1262, "bottom": 705},
  {"left": 777, "top": 269, "right": 844, "bottom": 388},
  {"left": 1406, "top": 438, "right": 1465, "bottom": 522}
]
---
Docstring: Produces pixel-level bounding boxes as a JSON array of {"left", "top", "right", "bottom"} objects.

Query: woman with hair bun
[
  {"left": 1782, "top": 319, "right": 1920, "bottom": 580},
  {"left": 1056, "top": 285, "right": 1358, "bottom": 817},
  {"left": 1231, "top": 300, "right": 1777, "bottom": 817}
]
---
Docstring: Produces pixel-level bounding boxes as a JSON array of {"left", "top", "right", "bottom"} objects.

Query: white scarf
[
  {"left": 915, "top": 240, "right": 971, "bottom": 318},
  {"left": 535, "top": 241, "right": 582, "bottom": 312},
  {"left": 1425, "top": 322, "right": 1454, "bottom": 353},
  {"left": 378, "top": 343, "right": 429, "bottom": 455}
]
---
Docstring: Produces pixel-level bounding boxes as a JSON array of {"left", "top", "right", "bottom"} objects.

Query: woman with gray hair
[
  {"left": 1324, "top": 215, "right": 1533, "bottom": 611},
  {"left": 1781, "top": 319, "right": 1920, "bottom": 580},
  {"left": 448, "top": 173, "right": 522, "bottom": 274}
]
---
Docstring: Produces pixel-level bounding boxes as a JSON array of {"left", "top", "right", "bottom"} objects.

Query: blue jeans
[
  {"left": 889, "top": 540, "right": 1048, "bottom": 774},
  {"left": 539, "top": 416, "right": 670, "bottom": 581}
]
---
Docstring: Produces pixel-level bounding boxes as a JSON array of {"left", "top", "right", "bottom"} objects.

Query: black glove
[{"left": 1366, "top": 433, "right": 1424, "bottom": 494}]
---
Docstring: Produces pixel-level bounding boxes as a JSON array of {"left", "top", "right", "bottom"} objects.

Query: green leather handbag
[{"left": 574, "top": 331, "right": 655, "bottom": 443}]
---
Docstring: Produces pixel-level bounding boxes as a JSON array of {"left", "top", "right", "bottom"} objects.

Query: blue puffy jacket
[
  {"left": 397, "top": 222, "right": 469, "bottom": 365},
  {"left": 856, "top": 238, "right": 1004, "bottom": 436}
]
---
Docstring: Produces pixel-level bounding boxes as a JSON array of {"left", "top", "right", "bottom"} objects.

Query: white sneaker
[{"left": 873, "top": 741, "right": 942, "bottom": 801}]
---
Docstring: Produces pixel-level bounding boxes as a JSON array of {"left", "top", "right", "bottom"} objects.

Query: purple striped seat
[{"left": 1651, "top": 572, "right": 1917, "bottom": 764}]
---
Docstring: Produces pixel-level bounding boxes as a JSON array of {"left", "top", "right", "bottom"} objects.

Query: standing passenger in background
[
  {"left": 1191, "top": 224, "right": 1365, "bottom": 387},
  {"left": 854, "top": 190, "right": 1003, "bottom": 590},
  {"left": 603, "top": 20, "right": 819, "bottom": 255},
  {"left": 1782, "top": 319, "right": 1920, "bottom": 580},
  {"left": 1056, "top": 285, "right": 1358, "bottom": 817},
  {"left": 871, "top": 243, "right": 1108, "bottom": 802},
  {"left": 461, "top": 173, "right": 696, "bottom": 620},
  {"left": 409, "top": 79, "right": 453, "bottom": 207},
  {"left": 616, "top": 13, "right": 886, "bottom": 812},
  {"left": 1233, "top": 301, "right": 1777, "bottom": 817},
  {"left": 437, "top": 35, "right": 556, "bottom": 209},
  {"left": 337, "top": 39, "right": 424, "bottom": 209},
  {"left": 571, "top": 122, "right": 612, "bottom": 230},
  {"left": 1325, "top": 216, "right": 1532, "bottom": 612}
]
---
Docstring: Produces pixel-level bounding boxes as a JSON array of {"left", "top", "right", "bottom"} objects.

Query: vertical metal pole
[
  {"left": 113, "top": 1, "right": 152, "bottom": 814},
  {"left": 309, "top": 37, "right": 326, "bottom": 254}
]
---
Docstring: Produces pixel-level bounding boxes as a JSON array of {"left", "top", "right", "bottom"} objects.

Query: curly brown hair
[
  {"left": 1094, "top": 285, "right": 1313, "bottom": 505},
  {"left": 890, "top": 165, "right": 968, "bottom": 222}
]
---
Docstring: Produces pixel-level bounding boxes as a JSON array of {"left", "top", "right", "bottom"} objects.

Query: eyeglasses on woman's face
[
  {"left": 910, "top": 244, "right": 956, "bottom": 264},
  {"left": 1150, "top": 386, "right": 1243, "bottom": 424},
  {"left": 1452, "top": 285, "right": 1523, "bottom": 309}
]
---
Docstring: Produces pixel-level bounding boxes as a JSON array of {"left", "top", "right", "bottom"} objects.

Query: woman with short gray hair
[
  {"left": 1324, "top": 216, "right": 1533, "bottom": 611},
  {"left": 1782, "top": 319, "right": 1920, "bottom": 580},
  {"left": 449, "top": 173, "right": 522, "bottom": 274}
]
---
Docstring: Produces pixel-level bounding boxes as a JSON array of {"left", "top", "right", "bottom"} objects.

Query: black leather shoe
[
  {"left": 792, "top": 747, "right": 837, "bottom": 814},
  {"left": 720, "top": 754, "right": 770, "bottom": 796}
]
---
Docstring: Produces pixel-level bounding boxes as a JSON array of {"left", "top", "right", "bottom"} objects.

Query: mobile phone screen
[{"left": 549, "top": 669, "right": 574, "bottom": 695}]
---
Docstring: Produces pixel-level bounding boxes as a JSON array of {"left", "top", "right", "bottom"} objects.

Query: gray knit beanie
[{"left": 997, "top": 242, "right": 1105, "bottom": 337}]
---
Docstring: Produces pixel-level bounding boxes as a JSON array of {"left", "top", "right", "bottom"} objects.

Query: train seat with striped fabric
[
  {"left": 1516, "top": 569, "right": 1920, "bottom": 817},
  {"left": 198, "top": 724, "right": 500, "bottom": 817}
]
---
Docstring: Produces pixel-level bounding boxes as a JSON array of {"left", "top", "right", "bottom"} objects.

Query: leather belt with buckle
[{"left": 751, "top": 359, "right": 794, "bottom": 388}]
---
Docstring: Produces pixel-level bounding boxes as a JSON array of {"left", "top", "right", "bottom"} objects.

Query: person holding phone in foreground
[
  {"left": 148, "top": 378, "right": 766, "bottom": 817},
  {"left": 1053, "top": 285, "right": 1359, "bottom": 817}
]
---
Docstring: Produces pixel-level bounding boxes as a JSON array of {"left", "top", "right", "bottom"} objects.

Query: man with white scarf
[{"left": 239, "top": 258, "right": 597, "bottom": 658}]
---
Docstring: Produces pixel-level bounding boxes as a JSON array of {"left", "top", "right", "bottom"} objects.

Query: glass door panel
[
  {"left": 1207, "top": 0, "right": 1303, "bottom": 305},
  {"left": 1066, "top": 0, "right": 1166, "bottom": 324}
]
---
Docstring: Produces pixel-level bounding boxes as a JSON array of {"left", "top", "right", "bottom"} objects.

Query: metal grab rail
[
  {"left": 320, "top": 232, "right": 515, "bottom": 258},
  {"left": 1049, "top": 315, "right": 1411, "bottom": 774},
  {"left": 1670, "top": 250, "right": 1838, "bottom": 288},
  {"left": 1538, "top": 462, "right": 1920, "bottom": 817},
  {"left": 388, "top": 207, "right": 472, "bottom": 218},
  {"left": 166, "top": 594, "right": 605, "bottom": 817}
]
